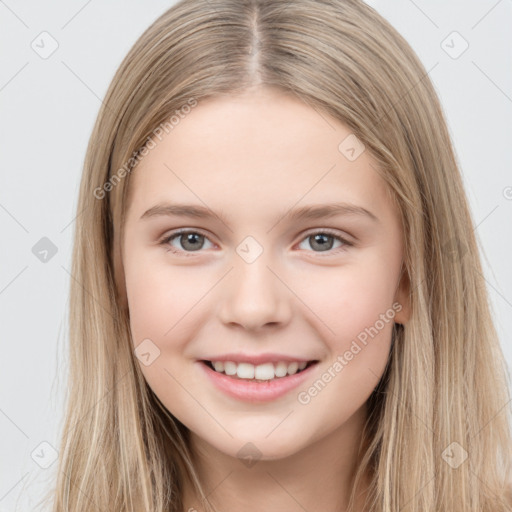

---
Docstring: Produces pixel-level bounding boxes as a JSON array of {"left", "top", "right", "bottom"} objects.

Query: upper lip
[{"left": 199, "top": 353, "right": 318, "bottom": 365}]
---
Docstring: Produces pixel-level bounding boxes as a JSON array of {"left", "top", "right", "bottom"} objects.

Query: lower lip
[{"left": 197, "top": 361, "right": 318, "bottom": 403}]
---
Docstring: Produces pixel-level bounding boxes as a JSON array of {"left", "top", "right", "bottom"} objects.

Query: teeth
[
  {"left": 224, "top": 361, "right": 237, "bottom": 376},
  {"left": 255, "top": 362, "right": 274, "bottom": 380},
  {"left": 236, "top": 363, "right": 254, "bottom": 379},
  {"left": 209, "top": 360, "right": 312, "bottom": 380},
  {"left": 288, "top": 362, "right": 299, "bottom": 375},
  {"left": 213, "top": 361, "right": 224, "bottom": 372},
  {"left": 275, "top": 361, "right": 288, "bottom": 377}
]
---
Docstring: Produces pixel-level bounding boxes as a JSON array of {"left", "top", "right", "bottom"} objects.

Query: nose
[{"left": 217, "top": 252, "right": 292, "bottom": 331}]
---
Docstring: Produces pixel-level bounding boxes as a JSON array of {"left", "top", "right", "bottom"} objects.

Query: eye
[
  {"left": 159, "top": 228, "right": 353, "bottom": 257},
  {"left": 159, "top": 229, "right": 215, "bottom": 256},
  {"left": 297, "top": 229, "right": 353, "bottom": 255}
]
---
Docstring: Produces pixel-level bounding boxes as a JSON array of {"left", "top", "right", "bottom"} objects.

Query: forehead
[{"left": 126, "top": 88, "right": 394, "bottom": 225}]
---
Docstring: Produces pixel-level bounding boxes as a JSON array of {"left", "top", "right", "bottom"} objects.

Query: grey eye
[
  {"left": 167, "top": 231, "right": 214, "bottom": 252},
  {"left": 297, "top": 233, "right": 344, "bottom": 252}
]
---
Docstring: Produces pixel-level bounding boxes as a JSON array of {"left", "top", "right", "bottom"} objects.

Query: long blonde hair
[{"left": 42, "top": 0, "right": 512, "bottom": 510}]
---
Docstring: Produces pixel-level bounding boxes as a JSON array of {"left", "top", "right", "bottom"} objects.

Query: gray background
[{"left": 1, "top": 1, "right": 511, "bottom": 510}]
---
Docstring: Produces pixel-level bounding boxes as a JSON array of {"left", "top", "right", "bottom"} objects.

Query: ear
[{"left": 392, "top": 264, "right": 411, "bottom": 325}]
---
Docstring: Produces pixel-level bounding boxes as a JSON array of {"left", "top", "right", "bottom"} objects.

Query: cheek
[
  {"left": 291, "top": 260, "right": 397, "bottom": 434},
  {"left": 125, "top": 251, "right": 209, "bottom": 345},
  {"left": 124, "top": 254, "right": 207, "bottom": 413},
  {"left": 301, "top": 254, "right": 399, "bottom": 336},
  {"left": 124, "top": 252, "right": 216, "bottom": 406},
  {"left": 293, "top": 253, "right": 398, "bottom": 386}
]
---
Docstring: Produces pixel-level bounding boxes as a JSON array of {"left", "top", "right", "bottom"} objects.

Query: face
[{"left": 121, "top": 86, "right": 409, "bottom": 461}]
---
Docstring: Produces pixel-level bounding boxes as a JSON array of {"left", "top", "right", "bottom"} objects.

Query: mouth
[
  {"left": 200, "top": 359, "right": 319, "bottom": 382},
  {"left": 198, "top": 358, "right": 320, "bottom": 402}
]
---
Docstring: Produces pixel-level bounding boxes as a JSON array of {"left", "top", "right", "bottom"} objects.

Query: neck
[{"left": 181, "top": 403, "right": 371, "bottom": 512}]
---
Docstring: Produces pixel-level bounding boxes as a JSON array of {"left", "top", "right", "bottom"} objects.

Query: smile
[
  {"left": 203, "top": 360, "right": 316, "bottom": 381},
  {"left": 197, "top": 359, "right": 320, "bottom": 402}
]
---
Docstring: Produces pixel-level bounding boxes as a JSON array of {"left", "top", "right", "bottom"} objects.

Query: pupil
[
  {"left": 311, "top": 234, "right": 333, "bottom": 251},
  {"left": 182, "top": 233, "right": 203, "bottom": 251}
]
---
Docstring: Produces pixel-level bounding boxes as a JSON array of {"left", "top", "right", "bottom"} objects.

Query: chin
[{"left": 220, "top": 434, "right": 306, "bottom": 463}]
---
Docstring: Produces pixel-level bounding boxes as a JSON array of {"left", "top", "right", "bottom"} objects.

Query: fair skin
[{"left": 120, "top": 86, "right": 410, "bottom": 512}]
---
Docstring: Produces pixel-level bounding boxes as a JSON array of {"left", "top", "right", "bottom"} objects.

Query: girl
[{"left": 46, "top": 0, "right": 512, "bottom": 511}]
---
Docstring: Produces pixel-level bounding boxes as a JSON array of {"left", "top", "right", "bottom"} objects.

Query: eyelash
[{"left": 158, "top": 228, "right": 353, "bottom": 257}]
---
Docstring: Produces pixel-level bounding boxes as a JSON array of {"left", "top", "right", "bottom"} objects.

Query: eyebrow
[{"left": 139, "top": 201, "right": 379, "bottom": 227}]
